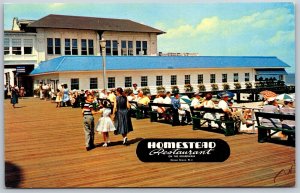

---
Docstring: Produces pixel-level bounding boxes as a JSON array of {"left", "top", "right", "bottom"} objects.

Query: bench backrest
[
  {"left": 255, "top": 112, "right": 295, "bottom": 126},
  {"left": 148, "top": 102, "right": 174, "bottom": 109}
]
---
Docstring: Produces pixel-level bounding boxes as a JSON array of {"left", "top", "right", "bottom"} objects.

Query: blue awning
[{"left": 255, "top": 69, "right": 288, "bottom": 75}]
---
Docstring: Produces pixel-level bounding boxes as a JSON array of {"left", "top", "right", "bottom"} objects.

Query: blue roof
[{"left": 30, "top": 56, "right": 290, "bottom": 75}]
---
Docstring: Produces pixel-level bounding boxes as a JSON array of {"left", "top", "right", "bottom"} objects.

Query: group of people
[
  {"left": 82, "top": 87, "right": 133, "bottom": 151},
  {"left": 34, "top": 82, "right": 295, "bottom": 150},
  {"left": 261, "top": 96, "right": 295, "bottom": 131}
]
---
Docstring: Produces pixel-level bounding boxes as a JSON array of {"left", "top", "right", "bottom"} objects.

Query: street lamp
[{"left": 99, "top": 39, "right": 107, "bottom": 93}]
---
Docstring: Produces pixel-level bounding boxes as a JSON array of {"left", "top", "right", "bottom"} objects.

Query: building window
[
  {"left": 142, "top": 41, "right": 147, "bottom": 55},
  {"left": 108, "top": 77, "right": 115, "bottom": 88},
  {"left": 47, "top": 38, "right": 53, "bottom": 55},
  {"left": 245, "top": 73, "right": 250, "bottom": 82},
  {"left": 141, "top": 76, "right": 148, "bottom": 87},
  {"left": 210, "top": 74, "right": 216, "bottom": 83},
  {"left": 72, "top": 39, "right": 78, "bottom": 55},
  {"left": 112, "top": 40, "right": 118, "bottom": 56},
  {"left": 81, "top": 39, "right": 87, "bottom": 55},
  {"left": 71, "top": 78, "right": 79, "bottom": 90},
  {"left": 234, "top": 73, "right": 239, "bottom": 82},
  {"left": 23, "top": 39, "right": 33, "bottom": 55},
  {"left": 125, "top": 77, "right": 132, "bottom": 87},
  {"left": 65, "top": 39, "right": 71, "bottom": 55},
  {"left": 88, "top": 40, "right": 94, "bottom": 55},
  {"left": 12, "top": 39, "right": 21, "bottom": 55},
  {"left": 90, "top": 78, "right": 98, "bottom": 89},
  {"left": 106, "top": 40, "right": 111, "bottom": 56},
  {"left": 136, "top": 41, "right": 141, "bottom": 55},
  {"left": 156, "top": 76, "right": 163, "bottom": 86},
  {"left": 54, "top": 38, "right": 61, "bottom": 54},
  {"left": 121, "top": 40, "right": 127, "bottom": 56},
  {"left": 4, "top": 38, "right": 10, "bottom": 55},
  {"left": 171, "top": 75, "right": 177, "bottom": 85},
  {"left": 185, "top": 75, "right": 190, "bottom": 84},
  {"left": 128, "top": 41, "right": 133, "bottom": 56},
  {"left": 198, "top": 74, "right": 203, "bottom": 84},
  {"left": 222, "top": 74, "right": 227, "bottom": 83}
]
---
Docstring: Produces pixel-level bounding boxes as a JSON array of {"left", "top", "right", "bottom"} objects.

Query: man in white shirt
[
  {"left": 99, "top": 89, "right": 107, "bottom": 99},
  {"left": 218, "top": 93, "right": 253, "bottom": 128},
  {"left": 191, "top": 93, "right": 202, "bottom": 108},
  {"left": 163, "top": 91, "right": 172, "bottom": 104}
]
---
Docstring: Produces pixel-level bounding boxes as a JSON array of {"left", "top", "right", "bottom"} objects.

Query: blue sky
[{"left": 4, "top": 2, "right": 295, "bottom": 73}]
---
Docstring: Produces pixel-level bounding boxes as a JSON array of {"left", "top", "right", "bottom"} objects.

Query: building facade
[
  {"left": 4, "top": 14, "right": 164, "bottom": 93},
  {"left": 30, "top": 56, "right": 289, "bottom": 94},
  {"left": 4, "top": 14, "right": 290, "bottom": 95}
]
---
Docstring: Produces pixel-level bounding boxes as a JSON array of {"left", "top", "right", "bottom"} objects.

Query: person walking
[
  {"left": 62, "top": 84, "right": 70, "bottom": 107},
  {"left": 82, "top": 93, "right": 101, "bottom": 151},
  {"left": 111, "top": 87, "right": 133, "bottom": 145},
  {"left": 55, "top": 89, "right": 62, "bottom": 108},
  {"left": 10, "top": 86, "right": 19, "bottom": 108},
  {"left": 96, "top": 100, "right": 116, "bottom": 147},
  {"left": 19, "top": 85, "right": 25, "bottom": 99}
]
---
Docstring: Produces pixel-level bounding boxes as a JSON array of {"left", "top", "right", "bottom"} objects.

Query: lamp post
[{"left": 99, "top": 39, "right": 107, "bottom": 93}]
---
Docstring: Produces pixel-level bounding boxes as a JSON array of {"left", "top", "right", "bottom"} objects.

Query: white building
[
  {"left": 4, "top": 14, "right": 290, "bottom": 95},
  {"left": 30, "top": 56, "right": 289, "bottom": 94}
]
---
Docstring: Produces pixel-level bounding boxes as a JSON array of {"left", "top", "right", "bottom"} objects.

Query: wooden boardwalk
[{"left": 4, "top": 98, "right": 295, "bottom": 188}]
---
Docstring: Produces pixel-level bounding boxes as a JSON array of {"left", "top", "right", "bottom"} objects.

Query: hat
[
  {"left": 267, "top": 97, "right": 276, "bottom": 102},
  {"left": 220, "top": 93, "right": 229, "bottom": 98},
  {"left": 284, "top": 98, "right": 294, "bottom": 102},
  {"left": 133, "top": 83, "right": 137, "bottom": 86}
]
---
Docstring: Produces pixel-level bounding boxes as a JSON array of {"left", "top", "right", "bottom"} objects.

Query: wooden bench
[
  {"left": 190, "top": 106, "right": 236, "bottom": 136},
  {"left": 148, "top": 103, "right": 180, "bottom": 126},
  {"left": 255, "top": 112, "right": 295, "bottom": 143},
  {"left": 129, "top": 101, "right": 150, "bottom": 119}
]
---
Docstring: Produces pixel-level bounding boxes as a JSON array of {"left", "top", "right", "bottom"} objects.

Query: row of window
[
  {"left": 4, "top": 38, "right": 33, "bottom": 55},
  {"left": 69, "top": 73, "right": 250, "bottom": 90},
  {"left": 47, "top": 38, "right": 94, "bottom": 55},
  {"left": 102, "top": 40, "right": 148, "bottom": 56},
  {"left": 47, "top": 38, "right": 148, "bottom": 56}
]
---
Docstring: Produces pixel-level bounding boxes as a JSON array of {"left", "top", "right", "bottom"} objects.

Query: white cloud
[{"left": 156, "top": 7, "right": 295, "bottom": 72}]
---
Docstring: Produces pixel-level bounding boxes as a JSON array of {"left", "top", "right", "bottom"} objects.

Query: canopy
[{"left": 255, "top": 69, "right": 287, "bottom": 75}]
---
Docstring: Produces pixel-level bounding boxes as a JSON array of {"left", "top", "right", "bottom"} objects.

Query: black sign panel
[{"left": 136, "top": 138, "right": 230, "bottom": 162}]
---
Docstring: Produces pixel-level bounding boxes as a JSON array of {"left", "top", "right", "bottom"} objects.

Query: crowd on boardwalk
[{"left": 5, "top": 82, "right": 295, "bottom": 150}]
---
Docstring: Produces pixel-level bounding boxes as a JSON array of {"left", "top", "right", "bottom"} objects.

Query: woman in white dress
[{"left": 96, "top": 101, "right": 116, "bottom": 147}]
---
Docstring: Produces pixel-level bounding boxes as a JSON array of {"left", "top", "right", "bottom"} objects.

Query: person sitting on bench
[
  {"left": 261, "top": 97, "right": 281, "bottom": 128},
  {"left": 152, "top": 93, "right": 165, "bottom": 113},
  {"left": 218, "top": 93, "right": 253, "bottom": 129},
  {"left": 280, "top": 98, "right": 295, "bottom": 130}
]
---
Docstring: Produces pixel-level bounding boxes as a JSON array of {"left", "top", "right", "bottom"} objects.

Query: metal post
[{"left": 101, "top": 47, "right": 106, "bottom": 93}]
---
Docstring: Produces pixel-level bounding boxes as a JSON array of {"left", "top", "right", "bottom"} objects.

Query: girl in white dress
[{"left": 96, "top": 101, "right": 116, "bottom": 147}]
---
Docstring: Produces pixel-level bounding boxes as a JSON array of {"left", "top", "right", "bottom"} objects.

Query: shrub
[
  {"left": 234, "top": 82, "right": 241, "bottom": 89},
  {"left": 171, "top": 85, "right": 179, "bottom": 94},
  {"left": 245, "top": 82, "right": 252, "bottom": 89},
  {"left": 124, "top": 88, "right": 133, "bottom": 95},
  {"left": 211, "top": 83, "right": 219, "bottom": 91},
  {"left": 222, "top": 83, "right": 230, "bottom": 90},
  {"left": 184, "top": 84, "right": 194, "bottom": 92},
  {"left": 141, "top": 87, "right": 151, "bottom": 95},
  {"left": 156, "top": 86, "right": 166, "bottom": 93},
  {"left": 198, "top": 84, "right": 206, "bottom": 91}
]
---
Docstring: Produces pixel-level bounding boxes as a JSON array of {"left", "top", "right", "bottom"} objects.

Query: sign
[
  {"left": 136, "top": 138, "right": 230, "bottom": 162},
  {"left": 16, "top": 66, "right": 26, "bottom": 73}
]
